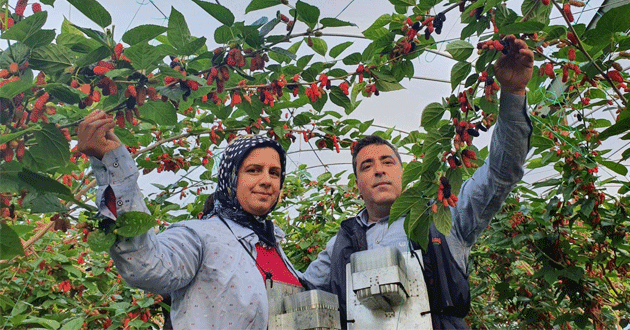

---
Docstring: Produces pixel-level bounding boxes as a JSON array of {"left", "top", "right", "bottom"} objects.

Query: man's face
[{"left": 354, "top": 144, "right": 403, "bottom": 212}]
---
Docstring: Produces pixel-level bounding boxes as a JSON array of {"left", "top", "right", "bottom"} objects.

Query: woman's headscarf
[{"left": 212, "top": 135, "right": 286, "bottom": 246}]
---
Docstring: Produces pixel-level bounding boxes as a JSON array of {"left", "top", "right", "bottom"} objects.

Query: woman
[{"left": 77, "top": 110, "right": 302, "bottom": 329}]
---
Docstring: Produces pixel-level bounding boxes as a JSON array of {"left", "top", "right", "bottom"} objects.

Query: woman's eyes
[{"left": 246, "top": 167, "right": 280, "bottom": 176}]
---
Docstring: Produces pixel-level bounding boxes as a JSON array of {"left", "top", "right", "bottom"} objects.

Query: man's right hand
[{"left": 77, "top": 110, "right": 122, "bottom": 160}]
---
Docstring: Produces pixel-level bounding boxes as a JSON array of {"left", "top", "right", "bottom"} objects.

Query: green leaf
[
  {"left": 521, "top": 0, "right": 552, "bottom": 25},
  {"left": 177, "top": 36, "right": 207, "bottom": 56},
  {"left": 139, "top": 100, "right": 178, "bottom": 126},
  {"left": 362, "top": 26, "right": 391, "bottom": 41},
  {"left": 28, "top": 123, "right": 70, "bottom": 170},
  {"left": 296, "top": 1, "right": 320, "bottom": 29},
  {"left": 23, "top": 29, "right": 56, "bottom": 49},
  {"left": 450, "top": 61, "right": 471, "bottom": 91},
  {"left": 113, "top": 127, "right": 139, "bottom": 147},
  {"left": 116, "top": 212, "right": 157, "bottom": 237},
  {"left": 406, "top": 205, "right": 431, "bottom": 250},
  {"left": 599, "top": 160, "right": 628, "bottom": 176},
  {"left": 259, "top": 17, "right": 280, "bottom": 37},
  {"left": 192, "top": 0, "right": 235, "bottom": 26},
  {"left": 67, "top": 0, "right": 112, "bottom": 28},
  {"left": 402, "top": 160, "right": 423, "bottom": 188},
  {"left": 1, "top": 11, "right": 47, "bottom": 42},
  {"left": 599, "top": 117, "right": 630, "bottom": 140},
  {"left": 70, "top": 24, "right": 109, "bottom": 47},
  {"left": 434, "top": 202, "right": 452, "bottom": 236},
  {"left": 342, "top": 52, "right": 362, "bottom": 65},
  {"left": 246, "top": 0, "right": 282, "bottom": 13},
  {"left": 168, "top": 7, "right": 192, "bottom": 51},
  {"left": 317, "top": 172, "right": 332, "bottom": 182},
  {"left": 311, "top": 92, "right": 328, "bottom": 111},
  {"left": 310, "top": 37, "right": 327, "bottom": 56},
  {"left": 494, "top": 5, "right": 518, "bottom": 27},
  {"left": 0, "top": 126, "right": 37, "bottom": 145},
  {"left": 545, "top": 25, "right": 567, "bottom": 40},
  {"left": 28, "top": 193, "right": 66, "bottom": 213},
  {"left": 0, "top": 223, "right": 25, "bottom": 260},
  {"left": 124, "top": 43, "right": 165, "bottom": 72},
  {"left": 87, "top": 230, "right": 116, "bottom": 252},
  {"left": 374, "top": 80, "right": 404, "bottom": 92},
  {"left": 390, "top": 185, "right": 424, "bottom": 223},
  {"left": 296, "top": 53, "right": 312, "bottom": 69},
  {"left": 122, "top": 24, "right": 167, "bottom": 45},
  {"left": 75, "top": 45, "right": 110, "bottom": 67},
  {"left": 269, "top": 46, "right": 297, "bottom": 61},
  {"left": 293, "top": 113, "right": 311, "bottom": 126},
  {"left": 421, "top": 102, "right": 446, "bottom": 128},
  {"left": 18, "top": 167, "right": 71, "bottom": 197},
  {"left": 329, "top": 86, "right": 353, "bottom": 114},
  {"left": 239, "top": 95, "right": 264, "bottom": 119},
  {"left": 445, "top": 40, "right": 474, "bottom": 62},
  {"left": 30, "top": 44, "right": 75, "bottom": 74},
  {"left": 320, "top": 18, "right": 356, "bottom": 28},
  {"left": 499, "top": 21, "right": 545, "bottom": 35},
  {"left": 595, "top": 3, "right": 630, "bottom": 35},
  {"left": 21, "top": 317, "right": 61, "bottom": 330},
  {"left": 329, "top": 41, "right": 353, "bottom": 58},
  {"left": 44, "top": 83, "right": 84, "bottom": 104},
  {"left": 60, "top": 317, "right": 85, "bottom": 330}
]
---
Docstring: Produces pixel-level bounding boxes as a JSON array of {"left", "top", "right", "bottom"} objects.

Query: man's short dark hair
[{"left": 351, "top": 135, "right": 402, "bottom": 176}]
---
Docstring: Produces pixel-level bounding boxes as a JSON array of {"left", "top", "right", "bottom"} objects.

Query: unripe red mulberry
[
  {"left": 568, "top": 48, "right": 576, "bottom": 61},
  {"left": 15, "top": 0, "right": 28, "bottom": 16},
  {"left": 608, "top": 70, "right": 624, "bottom": 83},
  {"left": 93, "top": 66, "right": 110, "bottom": 75},
  {"left": 563, "top": 3, "right": 574, "bottom": 22},
  {"left": 116, "top": 111, "right": 125, "bottom": 128},
  {"left": 114, "top": 43, "right": 124, "bottom": 60},
  {"left": 34, "top": 92, "right": 49, "bottom": 110}
]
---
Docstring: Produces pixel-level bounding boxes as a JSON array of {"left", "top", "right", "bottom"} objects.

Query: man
[{"left": 302, "top": 35, "right": 534, "bottom": 329}]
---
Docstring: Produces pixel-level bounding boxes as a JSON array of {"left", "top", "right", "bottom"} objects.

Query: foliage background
[{"left": 0, "top": 0, "right": 629, "bottom": 329}]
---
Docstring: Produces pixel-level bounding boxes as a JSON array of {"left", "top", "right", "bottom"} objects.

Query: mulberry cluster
[
  {"left": 434, "top": 176, "right": 458, "bottom": 212},
  {"left": 96, "top": 77, "right": 118, "bottom": 96},
  {"left": 205, "top": 66, "right": 230, "bottom": 94},
  {"left": 433, "top": 12, "right": 446, "bottom": 35},
  {"left": 477, "top": 39, "right": 509, "bottom": 54},
  {"left": 0, "top": 138, "right": 25, "bottom": 162},
  {"left": 452, "top": 118, "right": 477, "bottom": 150},
  {"left": 226, "top": 48, "right": 246, "bottom": 67},
  {"left": 250, "top": 53, "right": 268, "bottom": 71},
  {"left": 305, "top": 83, "right": 324, "bottom": 102},
  {"left": 484, "top": 76, "right": 500, "bottom": 101},
  {"left": 0, "top": 13, "right": 14, "bottom": 30}
]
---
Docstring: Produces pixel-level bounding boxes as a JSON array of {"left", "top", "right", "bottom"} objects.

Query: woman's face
[{"left": 236, "top": 147, "right": 282, "bottom": 216}]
